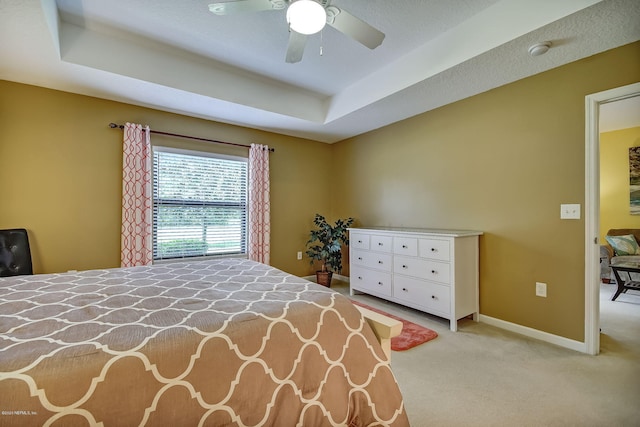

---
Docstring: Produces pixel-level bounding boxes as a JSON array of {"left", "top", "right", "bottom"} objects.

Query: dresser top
[{"left": 348, "top": 227, "right": 483, "bottom": 237}]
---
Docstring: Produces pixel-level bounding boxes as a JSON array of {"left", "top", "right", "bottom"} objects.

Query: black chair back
[{"left": 0, "top": 228, "right": 33, "bottom": 277}]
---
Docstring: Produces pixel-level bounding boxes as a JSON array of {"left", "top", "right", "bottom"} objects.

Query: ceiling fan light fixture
[{"left": 286, "top": 0, "right": 327, "bottom": 35}]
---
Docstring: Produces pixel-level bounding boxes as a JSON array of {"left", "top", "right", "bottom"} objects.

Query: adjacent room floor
[{"left": 332, "top": 279, "right": 640, "bottom": 427}]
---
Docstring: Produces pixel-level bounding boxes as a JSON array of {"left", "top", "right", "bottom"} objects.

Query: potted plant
[{"left": 305, "top": 214, "right": 354, "bottom": 287}]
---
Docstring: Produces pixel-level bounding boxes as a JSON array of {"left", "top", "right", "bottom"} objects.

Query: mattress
[{"left": 0, "top": 258, "right": 408, "bottom": 426}]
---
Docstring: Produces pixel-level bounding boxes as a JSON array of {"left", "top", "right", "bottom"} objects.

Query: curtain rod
[{"left": 108, "top": 123, "right": 274, "bottom": 152}]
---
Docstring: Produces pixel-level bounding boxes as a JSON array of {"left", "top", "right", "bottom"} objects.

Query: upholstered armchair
[{"left": 600, "top": 229, "right": 640, "bottom": 283}]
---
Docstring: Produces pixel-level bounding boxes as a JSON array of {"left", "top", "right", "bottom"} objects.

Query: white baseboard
[
  {"left": 301, "top": 274, "right": 586, "bottom": 353},
  {"left": 479, "top": 315, "right": 587, "bottom": 353},
  {"left": 302, "top": 273, "right": 587, "bottom": 353},
  {"left": 302, "top": 273, "right": 350, "bottom": 283}
]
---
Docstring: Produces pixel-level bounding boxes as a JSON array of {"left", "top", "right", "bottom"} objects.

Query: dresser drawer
[
  {"left": 419, "top": 238, "right": 450, "bottom": 262},
  {"left": 350, "top": 266, "right": 392, "bottom": 297},
  {"left": 370, "top": 235, "right": 392, "bottom": 253},
  {"left": 350, "top": 233, "right": 370, "bottom": 250},
  {"left": 394, "top": 255, "right": 451, "bottom": 284},
  {"left": 393, "top": 237, "right": 418, "bottom": 256},
  {"left": 351, "top": 249, "right": 392, "bottom": 272},
  {"left": 394, "top": 276, "right": 450, "bottom": 314}
]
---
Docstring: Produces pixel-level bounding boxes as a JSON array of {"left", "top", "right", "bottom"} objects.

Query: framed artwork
[{"left": 630, "top": 146, "right": 640, "bottom": 215}]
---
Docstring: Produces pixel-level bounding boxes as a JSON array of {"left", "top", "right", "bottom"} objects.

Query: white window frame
[{"left": 152, "top": 146, "right": 248, "bottom": 262}]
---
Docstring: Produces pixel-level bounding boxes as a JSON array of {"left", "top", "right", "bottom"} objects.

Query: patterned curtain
[
  {"left": 121, "top": 123, "right": 153, "bottom": 267},
  {"left": 248, "top": 144, "right": 271, "bottom": 264}
]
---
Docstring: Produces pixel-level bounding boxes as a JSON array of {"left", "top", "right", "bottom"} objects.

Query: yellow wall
[
  {"left": 2, "top": 41, "right": 639, "bottom": 342},
  {"left": 0, "top": 81, "right": 331, "bottom": 276},
  {"left": 600, "top": 127, "right": 640, "bottom": 239},
  {"left": 331, "top": 41, "right": 640, "bottom": 341}
]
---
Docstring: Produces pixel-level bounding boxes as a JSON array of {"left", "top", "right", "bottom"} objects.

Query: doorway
[{"left": 585, "top": 82, "right": 640, "bottom": 355}]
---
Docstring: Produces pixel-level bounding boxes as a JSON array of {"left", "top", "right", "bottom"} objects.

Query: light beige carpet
[{"left": 332, "top": 280, "right": 640, "bottom": 427}]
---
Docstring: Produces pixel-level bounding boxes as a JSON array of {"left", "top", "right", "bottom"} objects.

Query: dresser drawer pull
[
  {"left": 378, "top": 282, "right": 384, "bottom": 286},
  {"left": 358, "top": 276, "right": 363, "bottom": 280},
  {"left": 378, "top": 260, "right": 383, "bottom": 264},
  {"left": 402, "top": 244, "right": 408, "bottom": 249},
  {"left": 358, "top": 257, "right": 363, "bottom": 260},
  {"left": 402, "top": 265, "right": 408, "bottom": 269},
  {"left": 431, "top": 248, "right": 437, "bottom": 252},
  {"left": 431, "top": 295, "right": 437, "bottom": 299},
  {"left": 402, "top": 288, "right": 408, "bottom": 292},
  {"left": 378, "top": 242, "right": 384, "bottom": 246},
  {"left": 431, "top": 270, "right": 437, "bottom": 274},
  {"left": 358, "top": 240, "right": 363, "bottom": 243}
]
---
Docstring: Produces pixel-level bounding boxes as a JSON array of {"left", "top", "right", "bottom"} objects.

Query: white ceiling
[
  {"left": 600, "top": 96, "right": 640, "bottom": 132},
  {"left": 1, "top": 0, "right": 639, "bottom": 143}
]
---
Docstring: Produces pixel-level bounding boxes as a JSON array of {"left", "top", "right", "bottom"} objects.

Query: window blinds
[{"left": 152, "top": 148, "right": 248, "bottom": 260}]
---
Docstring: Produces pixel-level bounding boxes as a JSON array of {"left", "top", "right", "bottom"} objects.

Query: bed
[{"left": 0, "top": 258, "right": 408, "bottom": 426}]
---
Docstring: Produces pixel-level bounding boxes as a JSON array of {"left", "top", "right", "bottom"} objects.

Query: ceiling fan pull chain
[{"left": 320, "top": 29, "right": 324, "bottom": 56}]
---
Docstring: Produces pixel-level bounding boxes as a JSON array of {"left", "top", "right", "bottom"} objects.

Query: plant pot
[{"left": 315, "top": 271, "right": 333, "bottom": 287}]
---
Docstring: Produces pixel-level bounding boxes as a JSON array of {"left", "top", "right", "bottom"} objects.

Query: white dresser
[{"left": 348, "top": 227, "right": 482, "bottom": 331}]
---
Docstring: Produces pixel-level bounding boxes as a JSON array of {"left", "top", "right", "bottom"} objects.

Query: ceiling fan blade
[
  {"left": 208, "top": 0, "right": 286, "bottom": 15},
  {"left": 326, "top": 6, "right": 385, "bottom": 49},
  {"left": 285, "top": 30, "right": 307, "bottom": 63}
]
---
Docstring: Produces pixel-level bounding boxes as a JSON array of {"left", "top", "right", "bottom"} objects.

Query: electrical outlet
[
  {"left": 297, "top": 251, "right": 302, "bottom": 260},
  {"left": 536, "top": 282, "right": 547, "bottom": 297}
]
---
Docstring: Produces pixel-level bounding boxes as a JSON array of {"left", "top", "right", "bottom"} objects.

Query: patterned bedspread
[{"left": 0, "top": 258, "right": 408, "bottom": 426}]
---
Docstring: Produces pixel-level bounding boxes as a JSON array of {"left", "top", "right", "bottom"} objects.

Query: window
[{"left": 152, "top": 147, "right": 248, "bottom": 260}]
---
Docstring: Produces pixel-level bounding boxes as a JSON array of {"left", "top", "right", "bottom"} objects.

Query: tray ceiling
[{"left": 1, "top": 0, "right": 638, "bottom": 142}]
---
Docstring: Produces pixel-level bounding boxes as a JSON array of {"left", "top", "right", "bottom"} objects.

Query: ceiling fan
[{"left": 208, "top": 0, "right": 385, "bottom": 63}]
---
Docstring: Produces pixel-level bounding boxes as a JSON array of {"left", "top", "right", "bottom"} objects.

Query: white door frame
[{"left": 584, "top": 82, "right": 640, "bottom": 355}]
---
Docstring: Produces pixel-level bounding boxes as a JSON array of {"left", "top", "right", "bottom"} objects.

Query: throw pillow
[{"left": 605, "top": 234, "right": 640, "bottom": 256}]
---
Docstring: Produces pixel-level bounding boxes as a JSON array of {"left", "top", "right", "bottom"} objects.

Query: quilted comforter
[{"left": 0, "top": 258, "right": 408, "bottom": 426}]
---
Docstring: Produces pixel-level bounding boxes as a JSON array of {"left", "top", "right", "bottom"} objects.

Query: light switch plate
[
  {"left": 560, "top": 204, "right": 581, "bottom": 219},
  {"left": 536, "top": 282, "right": 547, "bottom": 297}
]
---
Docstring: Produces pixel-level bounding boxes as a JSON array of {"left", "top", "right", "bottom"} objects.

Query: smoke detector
[{"left": 528, "top": 42, "right": 551, "bottom": 57}]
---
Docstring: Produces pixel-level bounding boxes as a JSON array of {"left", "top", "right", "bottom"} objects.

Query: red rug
[{"left": 351, "top": 300, "right": 438, "bottom": 351}]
